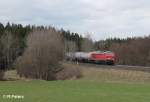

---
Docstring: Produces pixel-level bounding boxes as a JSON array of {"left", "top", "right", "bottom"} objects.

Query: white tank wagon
[
  {"left": 74, "top": 52, "right": 91, "bottom": 62},
  {"left": 65, "top": 52, "right": 76, "bottom": 61},
  {"left": 66, "top": 52, "right": 92, "bottom": 62}
]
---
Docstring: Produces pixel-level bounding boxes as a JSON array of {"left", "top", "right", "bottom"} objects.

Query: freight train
[{"left": 66, "top": 51, "right": 116, "bottom": 65}]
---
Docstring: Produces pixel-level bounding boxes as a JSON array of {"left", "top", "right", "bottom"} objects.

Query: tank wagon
[{"left": 66, "top": 51, "right": 115, "bottom": 65}]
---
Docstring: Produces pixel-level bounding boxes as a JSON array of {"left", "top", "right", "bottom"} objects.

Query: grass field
[
  {"left": 1, "top": 63, "right": 150, "bottom": 102},
  {"left": 0, "top": 80, "right": 150, "bottom": 102}
]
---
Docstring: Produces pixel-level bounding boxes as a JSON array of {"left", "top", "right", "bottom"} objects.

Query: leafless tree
[
  {"left": 147, "top": 50, "right": 150, "bottom": 66},
  {"left": 0, "top": 31, "right": 18, "bottom": 69},
  {"left": 15, "top": 29, "right": 64, "bottom": 80},
  {"left": 110, "top": 37, "right": 150, "bottom": 66}
]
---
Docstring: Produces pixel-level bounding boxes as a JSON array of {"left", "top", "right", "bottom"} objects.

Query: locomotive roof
[{"left": 94, "top": 51, "right": 113, "bottom": 54}]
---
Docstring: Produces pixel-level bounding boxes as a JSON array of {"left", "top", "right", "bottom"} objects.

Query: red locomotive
[{"left": 66, "top": 51, "right": 116, "bottom": 65}]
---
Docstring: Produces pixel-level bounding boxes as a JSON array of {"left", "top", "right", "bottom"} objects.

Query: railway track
[{"left": 67, "top": 61, "right": 150, "bottom": 73}]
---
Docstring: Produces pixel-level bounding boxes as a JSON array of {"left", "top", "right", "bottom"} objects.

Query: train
[{"left": 66, "top": 51, "right": 116, "bottom": 65}]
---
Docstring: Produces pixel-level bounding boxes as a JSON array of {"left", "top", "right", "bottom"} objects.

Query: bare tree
[
  {"left": 147, "top": 50, "right": 150, "bottom": 66},
  {"left": 15, "top": 29, "right": 64, "bottom": 80},
  {"left": 110, "top": 37, "right": 150, "bottom": 66},
  {"left": 0, "top": 31, "right": 18, "bottom": 69}
]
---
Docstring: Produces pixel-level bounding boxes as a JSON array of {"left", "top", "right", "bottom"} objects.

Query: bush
[
  {"left": 15, "top": 28, "right": 64, "bottom": 80},
  {"left": 56, "top": 67, "right": 82, "bottom": 80}
]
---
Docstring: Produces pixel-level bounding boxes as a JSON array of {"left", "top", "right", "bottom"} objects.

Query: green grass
[
  {"left": 0, "top": 80, "right": 150, "bottom": 102},
  {"left": 1, "top": 63, "right": 150, "bottom": 102}
]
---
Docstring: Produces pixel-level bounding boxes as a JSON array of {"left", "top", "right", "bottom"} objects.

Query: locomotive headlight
[
  {"left": 107, "top": 57, "right": 111, "bottom": 59},
  {"left": 106, "top": 56, "right": 114, "bottom": 60}
]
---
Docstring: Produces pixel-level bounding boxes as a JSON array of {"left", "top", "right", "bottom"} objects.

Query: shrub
[
  {"left": 15, "top": 28, "right": 64, "bottom": 80},
  {"left": 56, "top": 67, "right": 82, "bottom": 80}
]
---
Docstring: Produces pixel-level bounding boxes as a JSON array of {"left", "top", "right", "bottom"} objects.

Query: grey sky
[{"left": 0, "top": 0, "right": 150, "bottom": 40}]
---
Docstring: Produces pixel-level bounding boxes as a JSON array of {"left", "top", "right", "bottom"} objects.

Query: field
[
  {"left": 1, "top": 62, "right": 150, "bottom": 102},
  {"left": 1, "top": 80, "right": 150, "bottom": 102}
]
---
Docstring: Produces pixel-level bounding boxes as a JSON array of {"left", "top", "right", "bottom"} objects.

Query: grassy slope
[{"left": 0, "top": 80, "right": 150, "bottom": 102}]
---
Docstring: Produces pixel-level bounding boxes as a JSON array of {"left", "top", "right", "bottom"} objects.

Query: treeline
[
  {"left": 95, "top": 37, "right": 150, "bottom": 66},
  {"left": 0, "top": 22, "right": 150, "bottom": 73}
]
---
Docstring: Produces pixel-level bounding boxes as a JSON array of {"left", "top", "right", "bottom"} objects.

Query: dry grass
[
  {"left": 3, "top": 70, "right": 36, "bottom": 81},
  {"left": 63, "top": 62, "right": 150, "bottom": 83},
  {"left": 4, "top": 70, "right": 20, "bottom": 80},
  {"left": 82, "top": 68, "right": 150, "bottom": 82},
  {"left": 3, "top": 62, "right": 150, "bottom": 83}
]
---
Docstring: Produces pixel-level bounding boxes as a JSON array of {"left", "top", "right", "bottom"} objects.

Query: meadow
[
  {"left": 1, "top": 80, "right": 150, "bottom": 102},
  {"left": 1, "top": 63, "right": 150, "bottom": 102}
]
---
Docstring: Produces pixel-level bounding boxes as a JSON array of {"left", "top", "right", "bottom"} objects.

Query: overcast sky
[{"left": 0, "top": 0, "right": 150, "bottom": 40}]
